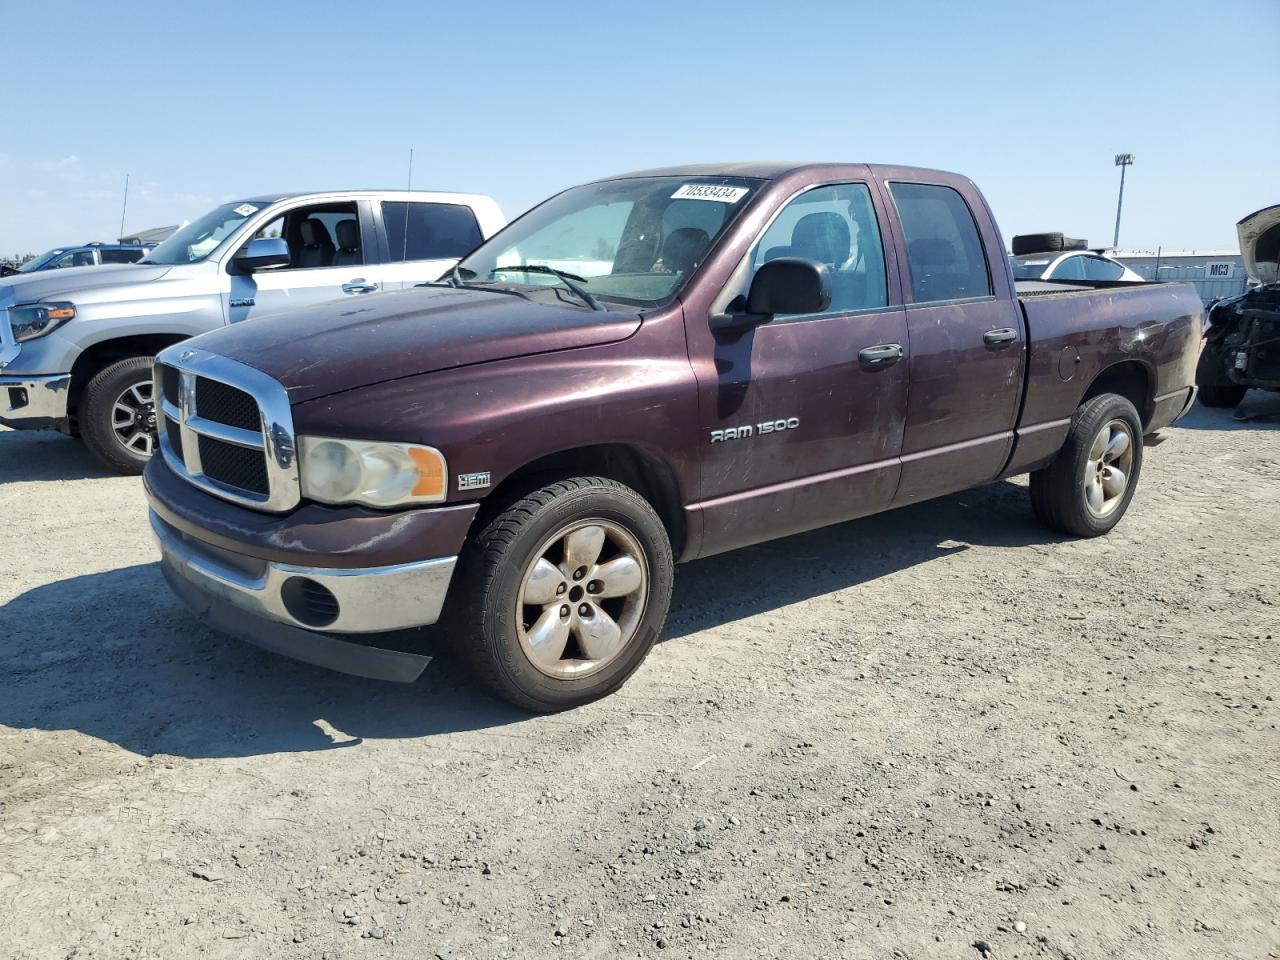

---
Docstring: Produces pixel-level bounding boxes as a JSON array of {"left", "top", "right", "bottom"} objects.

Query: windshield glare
[
  {"left": 454, "top": 177, "right": 762, "bottom": 307},
  {"left": 1010, "top": 255, "right": 1053, "bottom": 280},
  {"left": 142, "top": 201, "right": 265, "bottom": 265}
]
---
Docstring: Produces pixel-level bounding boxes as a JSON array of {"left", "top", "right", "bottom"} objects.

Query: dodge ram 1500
[{"left": 143, "top": 163, "right": 1201, "bottom": 710}]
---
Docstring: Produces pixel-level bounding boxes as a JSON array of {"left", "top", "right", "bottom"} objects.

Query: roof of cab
[
  {"left": 236, "top": 189, "right": 495, "bottom": 205},
  {"left": 597, "top": 161, "right": 961, "bottom": 182}
]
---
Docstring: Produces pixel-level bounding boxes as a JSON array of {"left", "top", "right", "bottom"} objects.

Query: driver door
[
  {"left": 691, "top": 181, "right": 911, "bottom": 557},
  {"left": 226, "top": 200, "right": 383, "bottom": 323}
]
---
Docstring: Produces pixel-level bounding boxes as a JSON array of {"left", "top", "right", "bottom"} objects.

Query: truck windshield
[
  {"left": 1009, "top": 254, "right": 1054, "bottom": 280},
  {"left": 453, "top": 176, "right": 762, "bottom": 308},
  {"left": 141, "top": 201, "right": 265, "bottom": 265},
  {"left": 17, "top": 250, "right": 60, "bottom": 272}
]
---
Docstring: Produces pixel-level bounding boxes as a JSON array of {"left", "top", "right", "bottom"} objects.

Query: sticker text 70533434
[{"left": 671, "top": 184, "right": 749, "bottom": 204}]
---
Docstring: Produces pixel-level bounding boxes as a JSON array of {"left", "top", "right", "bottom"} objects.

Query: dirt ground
[{"left": 1, "top": 395, "right": 1277, "bottom": 960}]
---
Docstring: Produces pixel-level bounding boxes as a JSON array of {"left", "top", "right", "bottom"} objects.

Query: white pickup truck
[{"left": 0, "top": 190, "right": 505, "bottom": 472}]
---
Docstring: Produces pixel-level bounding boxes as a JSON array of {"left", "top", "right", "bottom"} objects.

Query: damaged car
[{"left": 1197, "top": 204, "right": 1280, "bottom": 407}]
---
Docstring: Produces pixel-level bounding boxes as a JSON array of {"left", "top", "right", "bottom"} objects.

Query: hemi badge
[{"left": 458, "top": 471, "right": 491, "bottom": 491}]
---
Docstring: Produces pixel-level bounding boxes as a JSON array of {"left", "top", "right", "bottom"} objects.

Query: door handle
[
  {"left": 983, "top": 327, "right": 1018, "bottom": 348},
  {"left": 342, "top": 278, "right": 378, "bottom": 294},
  {"left": 858, "top": 343, "right": 904, "bottom": 370}
]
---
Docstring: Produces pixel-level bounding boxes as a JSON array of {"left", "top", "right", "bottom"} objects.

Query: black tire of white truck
[{"left": 80, "top": 356, "right": 157, "bottom": 475}]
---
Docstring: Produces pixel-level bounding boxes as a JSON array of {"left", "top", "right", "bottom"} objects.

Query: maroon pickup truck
[{"left": 145, "top": 163, "right": 1201, "bottom": 710}]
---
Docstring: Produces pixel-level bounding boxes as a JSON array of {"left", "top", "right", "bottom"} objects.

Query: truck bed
[{"left": 1005, "top": 279, "right": 1203, "bottom": 476}]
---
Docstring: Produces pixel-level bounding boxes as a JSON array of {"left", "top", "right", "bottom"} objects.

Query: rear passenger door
[
  {"left": 224, "top": 200, "right": 382, "bottom": 324},
  {"left": 884, "top": 180, "right": 1025, "bottom": 506},
  {"left": 377, "top": 200, "right": 485, "bottom": 289}
]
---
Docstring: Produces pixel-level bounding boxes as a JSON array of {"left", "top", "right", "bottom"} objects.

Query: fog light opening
[{"left": 281, "top": 576, "right": 340, "bottom": 628}]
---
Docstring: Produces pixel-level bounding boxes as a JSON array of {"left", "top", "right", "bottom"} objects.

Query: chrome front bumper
[
  {"left": 0, "top": 373, "right": 71, "bottom": 427},
  {"left": 151, "top": 511, "right": 456, "bottom": 682}
]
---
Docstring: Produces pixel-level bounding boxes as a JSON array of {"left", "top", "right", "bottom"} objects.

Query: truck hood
[
  {"left": 194, "top": 285, "right": 643, "bottom": 403},
  {"left": 1237, "top": 204, "right": 1280, "bottom": 285},
  {"left": 0, "top": 262, "right": 173, "bottom": 304}
]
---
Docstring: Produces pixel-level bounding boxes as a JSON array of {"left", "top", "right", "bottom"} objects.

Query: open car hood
[{"left": 1237, "top": 204, "right": 1280, "bottom": 285}]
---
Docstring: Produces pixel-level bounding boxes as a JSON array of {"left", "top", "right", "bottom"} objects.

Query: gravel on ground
[{"left": 1, "top": 395, "right": 1277, "bottom": 960}]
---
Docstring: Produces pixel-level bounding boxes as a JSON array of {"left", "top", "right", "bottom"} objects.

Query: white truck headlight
[
  {"left": 298, "top": 436, "right": 448, "bottom": 507},
  {"left": 10, "top": 302, "right": 76, "bottom": 342}
]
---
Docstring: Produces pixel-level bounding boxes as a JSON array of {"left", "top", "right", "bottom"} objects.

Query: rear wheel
[
  {"left": 1030, "top": 393, "right": 1143, "bottom": 537},
  {"left": 80, "top": 356, "right": 157, "bottom": 474},
  {"left": 450, "top": 476, "right": 674, "bottom": 711}
]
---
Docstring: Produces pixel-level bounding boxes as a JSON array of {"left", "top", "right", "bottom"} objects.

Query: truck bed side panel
[{"left": 1005, "top": 282, "right": 1201, "bottom": 476}]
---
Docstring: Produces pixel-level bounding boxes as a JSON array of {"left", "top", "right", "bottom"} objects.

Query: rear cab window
[{"left": 889, "top": 182, "right": 992, "bottom": 302}]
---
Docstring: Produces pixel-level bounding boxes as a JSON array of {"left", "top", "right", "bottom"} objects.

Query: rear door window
[
  {"left": 382, "top": 202, "right": 483, "bottom": 262},
  {"left": 100, "top": 248, "right": 143, "bottom": 264},
  {"left": 1083, "top": 256, "right": 1125, "bottom": 281},
  {"left": 1050, "top": 255, "right": 1087, "bottom": 280},
  {"left": 889, "top": 182, "right": 992, "bottom": 302}
]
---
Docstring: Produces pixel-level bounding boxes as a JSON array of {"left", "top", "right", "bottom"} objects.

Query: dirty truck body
[{"left": 144, "top": 163, "right": 1201, "bottom": 710}]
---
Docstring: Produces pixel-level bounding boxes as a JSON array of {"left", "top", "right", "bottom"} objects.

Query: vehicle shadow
[
  {"left": 0, "top": 427, "right": 120, "bottom": 482},
  {"left": 1173, "top": 392, "right": 1280, "bottom": 431},
  {"left": 664, "top": 477, "right": 1056, "bottom": 640},
  {"left": 0, "top": 479, "right": 1057, "bottom": 760}
]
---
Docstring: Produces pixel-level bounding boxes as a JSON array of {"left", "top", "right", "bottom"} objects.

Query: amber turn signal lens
[{"left": 408, "top": 446, "right": 446, "bottom": 498}]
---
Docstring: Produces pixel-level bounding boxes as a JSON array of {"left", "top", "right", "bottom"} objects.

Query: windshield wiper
[{"left": 489, "top": 265, "right": 605, "bottom": 311}]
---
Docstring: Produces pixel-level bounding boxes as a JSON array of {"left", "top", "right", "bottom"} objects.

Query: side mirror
[
  {"left": 235, "top": 236, "right": 290, "bottom": 273},
  {"left": 711, "top": 257, "right": 831, "bottom": 333}
]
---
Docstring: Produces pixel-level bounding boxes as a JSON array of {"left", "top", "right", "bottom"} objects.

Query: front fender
[{"left": 290, "top": 317, "right": 700, "bottom": 509}]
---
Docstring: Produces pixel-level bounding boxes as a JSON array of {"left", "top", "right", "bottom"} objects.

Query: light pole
[{"left": 1113, "top": 153, "right": 1134, "bottom": 249}]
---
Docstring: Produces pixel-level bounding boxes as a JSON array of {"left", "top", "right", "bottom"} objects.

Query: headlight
[
  {"left": 298, "top": 436, "right": 447, "bottom": 507},
  {"left": 9, "top": 302, "right": 76, "bottom": 342}
]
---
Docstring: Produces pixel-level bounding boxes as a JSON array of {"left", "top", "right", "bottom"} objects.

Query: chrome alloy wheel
[
  {"left": 1083, "top": 417, "right": 1134, "bottom": 517},
  {"left": 516, "top": 519, "right": 649, "bottom": 679},
  {"left": 111, "top": 380, "right": 157, "bottom": 457}
]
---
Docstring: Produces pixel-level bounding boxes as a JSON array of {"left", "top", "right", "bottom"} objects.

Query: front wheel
[
  {"left": 80, "top": 356, "right": 158, "bottom": 474},
  {"left": 450, "top": 476, "right": 674, "bottom": 711},
  {"left": 1030, "top": 393, "right": 1143, "bottom": 538}
]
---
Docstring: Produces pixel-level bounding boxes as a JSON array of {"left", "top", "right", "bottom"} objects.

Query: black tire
[
  {"left": 1030, "top": 393, "right": 1144, "bottom": 538},
  {"left": 1197, "top": 383, "right": 1247, "bottom": 408},
  {"left": 449, "top": 476, "right": 674, "bottom": 712},
  {"left": 1195, "top": 344, "right": 1247, "bottom": 408},
  {"left": 80, "top": 356, "right": 158, "bottom": 475}
]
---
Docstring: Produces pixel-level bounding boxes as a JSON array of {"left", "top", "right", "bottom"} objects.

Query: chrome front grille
[{"left": 154, "top": 346, "right": 300, "bottom": 512}]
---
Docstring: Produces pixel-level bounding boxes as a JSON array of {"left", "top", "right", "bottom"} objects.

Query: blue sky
[{"left": 2, "top": 0, "right": 1276, "bottom": 257}]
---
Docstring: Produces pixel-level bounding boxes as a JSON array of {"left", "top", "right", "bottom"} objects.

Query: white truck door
[{"left": 225, "top": 200, "right": 383, "bottom": 323}]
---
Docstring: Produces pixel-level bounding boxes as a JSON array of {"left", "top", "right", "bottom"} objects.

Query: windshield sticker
[
  {"left": 233, "top": 203, "right": 259, "bottom": 218},
  {"left": 671, "top": 184, "right": 749, "bottom": 203}
]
